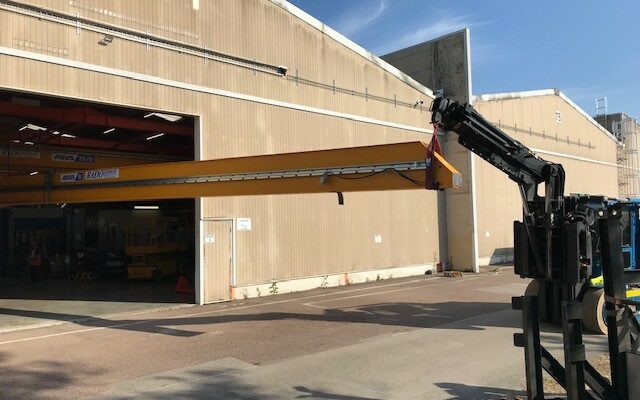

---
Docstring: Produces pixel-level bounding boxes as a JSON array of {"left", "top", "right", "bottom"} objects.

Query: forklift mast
[{"left": 431, "top": 97, "right": 639, "bottom": 400}]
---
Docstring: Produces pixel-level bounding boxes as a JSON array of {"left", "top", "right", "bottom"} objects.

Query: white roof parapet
[
  {"left": 269, "top": 0, "right": 434, "bottom": 98},
  {"left": 473, "top": 89, "right": 619, "bottom": 144}
]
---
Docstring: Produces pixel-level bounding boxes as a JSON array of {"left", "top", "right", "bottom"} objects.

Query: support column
[{"left": 382, "top": 28, "right": 478, "bottom": 271}]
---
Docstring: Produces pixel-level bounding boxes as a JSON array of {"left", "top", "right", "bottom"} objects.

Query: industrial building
[
  {"left": 472, "top": 90, "right": 620, "bottom": 264},
  {"left": 0, "top": 0, "right": 623, "bottom": 323},
  {"left": 0, "top": 0, "right": 445, "bottom": 314},
  {"left": 382, "top": 39, "right": 621, "bottom": 267}
]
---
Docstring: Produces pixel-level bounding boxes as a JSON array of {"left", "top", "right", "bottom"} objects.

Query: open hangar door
[{"left": 0, "top": 89, "right": 197, "bottom": 330}]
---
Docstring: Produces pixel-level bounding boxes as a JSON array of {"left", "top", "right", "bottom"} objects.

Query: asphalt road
[{"left": 0, "top": 268, "right": 607, "bottom": 399}]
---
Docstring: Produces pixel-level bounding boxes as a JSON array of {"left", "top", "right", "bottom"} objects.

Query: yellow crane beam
[{"left": 0, "top": 141, "right": 460, "bottom": 206}]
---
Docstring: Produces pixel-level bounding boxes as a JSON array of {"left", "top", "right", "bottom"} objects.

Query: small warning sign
[{"left": 237, "top": 218, "right": 252, "bottom": 231}]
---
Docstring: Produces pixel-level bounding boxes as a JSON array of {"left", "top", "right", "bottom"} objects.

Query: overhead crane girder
[{"left": 0, "top": 141, "right": 461, "bottom": 206}]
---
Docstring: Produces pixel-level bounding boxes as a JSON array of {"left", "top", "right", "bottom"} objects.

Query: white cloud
[
  {"left": 330, "top": 0, "right": 387, "bottom": 37},
  {"left": 374, "top": 14, "right": 484, "bottom": 55}
]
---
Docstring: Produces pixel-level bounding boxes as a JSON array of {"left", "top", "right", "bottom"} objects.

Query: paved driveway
[{"left": 0, "top": 268, "right": 607, "bottom": 399}]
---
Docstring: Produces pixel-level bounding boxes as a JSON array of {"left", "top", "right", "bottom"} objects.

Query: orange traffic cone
[{"left": 175, "top": 276, "right": 195, "bottom": 294}]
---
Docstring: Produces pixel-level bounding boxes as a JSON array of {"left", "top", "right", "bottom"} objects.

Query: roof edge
[
  {"left": 382, "top": 28, "right": 468, "bottom": 59},
  {"left": 268, "top": 0, "right": 434, "bottom": 98},
  {"left": 473, "top": 89, "right": 619, "bottom": 144}
]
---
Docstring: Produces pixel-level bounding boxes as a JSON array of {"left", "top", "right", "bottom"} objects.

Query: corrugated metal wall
[
  {"left": 473, "top": 95, "right": 619, "bottom": 263},
  {"left": 0, "top": 0, "right": 441, "bottom": 290}
]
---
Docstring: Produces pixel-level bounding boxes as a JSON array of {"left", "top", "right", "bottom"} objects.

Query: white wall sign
[
  {"left": 555, "top": 110, "right": 562, "bottom": 124},
  {"left": 237, "top": 218, "right": 252, "bottom": 231},
  {"left": 205, "top": 234, "right": 215, "bottom": 243}
]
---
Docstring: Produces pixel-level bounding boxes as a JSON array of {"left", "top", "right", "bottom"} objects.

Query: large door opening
[
  {"left": 0, "top": 89, "right": 198, "bottom": 331},
  {"left": 0, "top": 200, "right": 196, "bottom": 331}
]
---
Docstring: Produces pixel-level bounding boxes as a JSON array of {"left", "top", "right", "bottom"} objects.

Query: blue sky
[{"left": 288, "top": 1, "right": 640, "bottom": 118}]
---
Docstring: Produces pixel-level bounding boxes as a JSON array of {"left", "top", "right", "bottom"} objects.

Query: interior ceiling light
[
  {"left": 61, "top": 133, "right": 77, "bottom": 138},
  {"left": 24, "top": 141, "right": 34, "bottom": 145},
  {"left": 146, "top": 133, "right": 165, "bottom": 141},
  {"left": 143, "top": 112, "right": 183, "bottom": 122},
  {"left": 52, "top": 131, "right": 60, "bottom": 135},
  {"left": 11, "top": 139, "right": 20, "bottom": 143},
  {"left": 19, "top": 123, "right": 47, "bottom": 132},
  {"left": 29, "top": 171, "right": 38, "bottom": 176},
  {"left": 103, "top": 128, "right": 115, "bottom": 134},
  {"left": 134, "top": 205, "right": 159, "bottom": 210}
]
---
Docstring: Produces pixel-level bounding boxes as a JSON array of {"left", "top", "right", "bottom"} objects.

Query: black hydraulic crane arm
[
  {"left": 430, "top": 97, "right": 566, "bottom": 279},
  {"left": 430, "top": 97, "right": 565, "bottom": 203}
]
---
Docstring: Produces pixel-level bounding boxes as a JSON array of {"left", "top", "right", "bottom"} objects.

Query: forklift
[{"left": 432, "top": 96, "right": 639, "bottom": 399}]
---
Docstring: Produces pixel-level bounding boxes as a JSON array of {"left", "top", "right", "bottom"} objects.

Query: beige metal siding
[
  {"left": 473, "top": 95, "right": 619, "bottom": 262},
  {"left": 0, "top": 1, "right": 441, "bottom": 290},
  {"left": 5, "top": 0, "right": 431, "bottom": 127}
]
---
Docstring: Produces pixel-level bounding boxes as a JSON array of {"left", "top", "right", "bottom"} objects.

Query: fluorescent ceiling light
[
  {"left": 103, "top": 128, "right": 115, "bottom": 134},
  {"left": 61, "top": 133, "right": 77, "bottom": 138},
  {"left": 52, "top": 131, "right": 60, "bottom": 135},
  {"left": 143, "top": 112, "right": 182, "bottom": 122},
  {"left": 19, "top": 123, "right": 47, "bottom": 132},
  {"left": 134, "top": 205, "right": 159, "bottom": 210},
  {"left": 146, "top": 133, "right": 165, "bottom": 140},
  {"left": 11, "top": 140, "right": 20, "bottom": 143},
  {"left": 24, "top": 141, "right": 34, "bottom": 145},
  {"left": 29, "top": 171, "right": 38, "bottom": 176}
]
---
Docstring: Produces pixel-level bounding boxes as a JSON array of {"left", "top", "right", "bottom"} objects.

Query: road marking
[
  {"left": 0, "top": 274, "right": 495, "bottom": 346},
  {"left": 303, "top": 277, "right": 480, "bottom": 308},
  {"left": 390, "top": 308, "right": 516, "bottom": 337}
]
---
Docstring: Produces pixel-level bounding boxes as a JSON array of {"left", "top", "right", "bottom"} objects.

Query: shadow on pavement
[
  {"left": 0, "top": 301, "right": 516, "bottom": 338},
  {"left": 0, "top": 351, "right": 102, "bottom": 400},
  {"left": 293, "top": 386, "right": 382, "bottom": 399},
  {"left": 434, "top": 381, "right": 525, "bottom": 399},
  {"left": 95, "top": 368, "right": 381, "bottom": 400}
]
